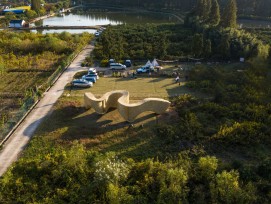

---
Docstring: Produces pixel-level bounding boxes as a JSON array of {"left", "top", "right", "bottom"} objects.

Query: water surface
[{"left": 32, "top": 11, "right": 180, "bottom": 34}]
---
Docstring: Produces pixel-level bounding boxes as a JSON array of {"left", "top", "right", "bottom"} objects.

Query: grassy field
[
  {"left": 32, "top": 75, "right": 198, "bottom": 160},
  {"left": 35, "top": 95, "right": 178, "bottom": 160},
  {"left": 68, "top": 71, "right": 204, "bottom": 100}
]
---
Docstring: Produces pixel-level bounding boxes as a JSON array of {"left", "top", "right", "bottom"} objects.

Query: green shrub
[
  {"left": 156, "top": 124, "right": 177, "bottom": 143},
  {"left": 214, "top": 121, "right": 267, "bottom": 145},
  {"left": 258, "top": 158, "right": 271, "bottom": 180},
  {"left": 197, "top": 156, "right": 218, "bottom": 180},
  {"left": 100, "top": 59, "right": 109, "bottom": 67}
]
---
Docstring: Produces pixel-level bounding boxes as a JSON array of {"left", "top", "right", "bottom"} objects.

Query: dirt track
[{"left": 0, "top": 44, "right": 94, "bottom": 176}]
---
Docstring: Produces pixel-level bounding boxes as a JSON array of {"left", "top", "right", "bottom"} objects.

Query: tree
[
  {"left": 203, "top": 39, "right": 212, "bottom": 58},
  {"left": 203, "top": 0, "right": 212, "bottom": 21},
  {"left": 210, "top": 170, "right": 257, "bottom": 203},
  {"left": 198, "top": 156, "right": 218, "bottom": 180},
  {"left": 209, "top": 0, "right": 220, "bottom": 26},
  {"left": 195, "top": 0, "right": 205, "bottom": 19},
  {"left": 192, "top": 34, "right": 204, "bottom": 57},
  {"left": 26, "top": 10, "right": 37, "bottom": 19},
  {"left": 218, "top": 34, "right": 230, "bottom": 59},
  {"left": 0, "top": 63, "right": 5, "bottom": 75},
  {"left": 221, "top": 0, "right": 237, "bottom": 28},
  {"left": 31, "top": 0, "right": 41, "bottom": 12}
]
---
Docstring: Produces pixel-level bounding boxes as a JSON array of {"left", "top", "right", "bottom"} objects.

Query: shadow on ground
[{"left": 32, "top": 100, "right": 177, "bottom": 160}]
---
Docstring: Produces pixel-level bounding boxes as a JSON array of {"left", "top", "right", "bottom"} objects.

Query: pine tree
[
  {"left": 203, "top": 0, "right": 212, "bottom": 21},
  {"left": 31, "top": 0, "right": 41, "bottom": 12},
  {"left": 195, "top": 0, "right": 205, "bottom": 18},
  {"left": 218, "top": 34, "right": 231, "bottom": 59},
  {"left": 195, "top": 0, "right": 213, "bottom": 22},
  {"left": 204, "top": 39, "right": 212, "bottom": 57},
  {"left": 192, "top": 34, "right": 204, "bottom": 57},
  {"left": 209, "top": 0, "right": 220, "bottom": 26},
  {"left": 221, "top": 0, "right": 237, "bottom": 28}
]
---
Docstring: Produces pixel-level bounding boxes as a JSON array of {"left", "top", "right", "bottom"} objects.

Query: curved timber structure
[{"left": 84, "top": 90, "right": 170, "bottom": 122}]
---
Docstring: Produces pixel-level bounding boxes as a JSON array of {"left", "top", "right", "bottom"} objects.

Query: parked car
[
  {"left": 82, "top": 75, "right": 97, "bottom": 83},
  {"left": 109, "top": 59, "right": 115, "bottom": 65},
  {"left": 110, "top": 63, "right": 126, "bottom": 70},
  {"left": 94, "top": 31, "right": 100, "bottom": 37},
  {"left": 72, "top": 79, "right": 93, "bottom": 87},
  {"left": 88, "top": 68, "right": 97, "bottom": 74},
  {"left": 136, "top": 65, "right": 154, "bottom": 73},
  {"left": 124, "top": 59, "right": 132, "bottom": 67},
  {"left": 86, "top": 72, "right": 99, "bottom": 80}
]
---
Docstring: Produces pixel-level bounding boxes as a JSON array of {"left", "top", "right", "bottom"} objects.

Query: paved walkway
[{"left": 0, "top": 44, "right": 94, "bottom": 176}]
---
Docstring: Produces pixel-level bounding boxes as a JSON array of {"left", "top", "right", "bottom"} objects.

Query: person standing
[{"left": 175, "top": 76, "right": 180, "bottom": 83}]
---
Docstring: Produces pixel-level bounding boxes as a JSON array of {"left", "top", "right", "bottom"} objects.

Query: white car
[
  {"left": 110, "top": 63, "right": 126, "bottom": 70},
  {"left": 88, "top": 68, "right": 97, "bottom": 74},
  {"left": 136, "top": 65, "right": 154, "bottom": 73},
  {"left": 94, "top": 31, "right": 100, "bottom": 37},
  {"left": 72, "top": 79, "right": 93, "bottom": 87}
]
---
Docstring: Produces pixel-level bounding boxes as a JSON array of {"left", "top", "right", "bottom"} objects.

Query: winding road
[{"left": 0, "top": 44, "right": 94, "bottom": 176}]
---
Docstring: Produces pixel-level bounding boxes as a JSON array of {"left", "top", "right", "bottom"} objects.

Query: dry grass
[
  {"left": 34, "top": 74, "right": 191, "bottom": 159},
  {"left": 35, "top": 95, "right": 179, "bottom": 160},
  {"left": 34, "top": 75, "right": 201, "bottom": 159}
]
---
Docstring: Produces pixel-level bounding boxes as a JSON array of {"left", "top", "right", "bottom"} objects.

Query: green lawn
[{"left": 67, "top": 74, "right": 202, "bottom": 100}]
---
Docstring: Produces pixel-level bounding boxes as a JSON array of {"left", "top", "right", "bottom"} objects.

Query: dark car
[{"left": 124, "top": 59, "right": 132, "bottom": 67}]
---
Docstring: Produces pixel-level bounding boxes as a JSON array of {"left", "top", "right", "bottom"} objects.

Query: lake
[{"left": 32, "top": 10, "right": 180, "bottom": 34}]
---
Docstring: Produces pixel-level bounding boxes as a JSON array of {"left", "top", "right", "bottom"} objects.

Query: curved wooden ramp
[{"left": 84, "top": 90, "right": 170, "bottom": 122}]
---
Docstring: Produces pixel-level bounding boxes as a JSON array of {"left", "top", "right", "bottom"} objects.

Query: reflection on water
[
  {"left": 32, "top": 29, "right": 97, "bottom": 34},
  {"left": 40, "top": 13, "right": 122, "bottom": 27},
  {"left": 32, "top": 11, "right": 179, "bottom": 34}
]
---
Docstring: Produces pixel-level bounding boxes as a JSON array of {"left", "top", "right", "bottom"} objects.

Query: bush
[
  {"left": 258, "top": 158, "right": 271, "bottom": 180},
  {"left": 100, "top": 59, "right": 109, "bottom": 67},
  {"left": 213, "top": 121, "right": 267, "bottom": 146},
  {"left": 156, "top": 124, "right": 177, "bottom": 143},
  {"left": 197, "top": 156, "right": 218, "bottom": 181}
]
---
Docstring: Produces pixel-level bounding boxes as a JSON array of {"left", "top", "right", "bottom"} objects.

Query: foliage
[
  {"left": 1, "top": 2, "right": 271, "bottom": 203},
  {"left": 93, "top": 24, "right": 191, "bottom": 60},
  {"left": 1, "top": 61, "right": 271, "bottom": 202},
  {"left": 210, "top": 170, "right": 257, "bottom": 203},
  {"left": 31, "top": 0, "right": 41, "bottom": 11},
  {"left": 197, "top": 156, "right": 218, "bottom": 180},
  {"left": 209, "top": 0, "right": 220, "bottom": 26},
  {"left": 0, "top": 31, "right": 92, "bottom": 141},
  {"left": 94, "top": 152, "right": 130, "bottom": 187},
  {"left": 95, "top": 23, "right": 269, "bottom": 62},
  {"left": 214, "top": 121, "right": 268, "bottom": 146},
  {"left": 220, "top": 0, "right": 237, "bottom": 28}
]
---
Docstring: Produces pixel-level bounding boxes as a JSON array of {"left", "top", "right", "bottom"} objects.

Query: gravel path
[{"left": 0, "top": 44, "right": 94, "bottom": 176}]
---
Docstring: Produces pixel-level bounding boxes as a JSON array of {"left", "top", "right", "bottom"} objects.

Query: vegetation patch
[
  {"left": 0, "top": 62, "right": 270, "bottom": 202},
  {"left": 0, "top": 31, "right": 92, "bottom": 142}
]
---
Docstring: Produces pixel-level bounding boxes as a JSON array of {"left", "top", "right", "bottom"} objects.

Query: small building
[{"left": 9, "top": 20, "right": 26, "bottom": 28}]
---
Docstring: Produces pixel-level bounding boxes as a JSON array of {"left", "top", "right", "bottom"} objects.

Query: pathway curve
[{"left": 0, "top": 44, "right": 94, "bottom": 176}]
